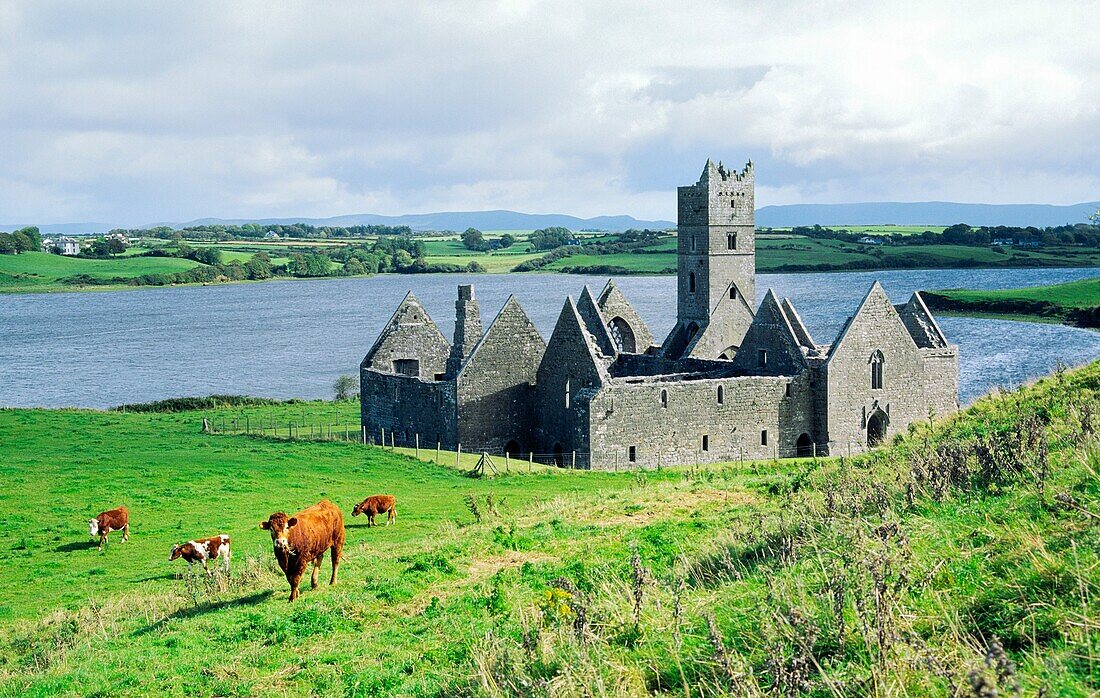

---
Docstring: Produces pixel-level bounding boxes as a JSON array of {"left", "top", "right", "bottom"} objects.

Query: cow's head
[
  {"left": 259, "top": 512, "right": 297, "bottom": 551},
  {"left": 351, "top": 502, "right": 364, "bottom": 517},
  {"left": 169, "top": 543, "right": 184, "bottom": 561},
  {"left": 88, "top": 519, "right": 100, "bottom": 538}
]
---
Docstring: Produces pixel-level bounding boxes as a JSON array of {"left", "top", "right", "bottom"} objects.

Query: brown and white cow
[
  {"left": 351, "top": 494, "right": 396, "bottom": 527},
  {"left": 88, "top": 506, "right": 130, "bottom": 551},
  {"left": 260, "top": 500, "right": 345, "bottom": 602},
  {"left": 169, "top": 534, "right": 231, "bottom": 577}
]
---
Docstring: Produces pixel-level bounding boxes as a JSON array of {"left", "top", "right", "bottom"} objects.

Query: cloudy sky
[{"left": 1, "top": 1, "right": 1097, "bottom": 225}]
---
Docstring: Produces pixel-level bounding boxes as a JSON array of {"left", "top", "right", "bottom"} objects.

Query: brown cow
[
  {"left": 169, "top": 534, "right": 231, "bottom": 577},
  {"left": 260, "top": 500, "right": 345, "bottom": 601},
  {"left": 88, "top": 506, "right": 130, "bottom": 551},
  {"left": 351, "top": 495, "right": 396, "bottom": 527}
]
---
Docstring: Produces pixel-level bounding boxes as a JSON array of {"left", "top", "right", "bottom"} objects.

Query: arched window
[
  {"left": 565, "top": 378, "right": 571, "bottom": 409},
  {"left": 607, "top": 316, "right": 637, "bottom": 353},
  {"left": 729, "top": 285, "right": 737, "bottom": 300},
  {"left": 870, "top": 350, "right": 885, "bottom": 390},
  {"left": 717, "top": 385, "right": 724, "bottom": 404},
  {"left": 689, "top": 272, "right": 696, "bottom": 293},
  {"left": 691, "top": 235, "right": 697, "bottom": 252},
  {"left": 727, "top": 233, "right": 736, "bottom": 250},
  {"left": 660, "top": 389, "right": 668, "bottom": 408}
]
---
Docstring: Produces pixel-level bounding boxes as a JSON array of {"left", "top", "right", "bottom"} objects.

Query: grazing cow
[
  {"left": 88, "top": 506, "right": 130, "bottom": 551},
  {"left": 169, "top": 534, "right": 231, "bottom": 577},
  {"left": 351, "top": 494, "right": 397, "bottom": 527},
  {"left": 260, "top": 500, "right": 345, "bottom": 602}
]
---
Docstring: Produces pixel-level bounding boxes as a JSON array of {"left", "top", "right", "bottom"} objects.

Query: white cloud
[{"left": 0, "top": 0, "right": 1097, "bottom": 224}]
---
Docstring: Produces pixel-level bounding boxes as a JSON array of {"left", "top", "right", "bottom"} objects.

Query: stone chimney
[{"left": 446, "top": 284, "right": 482, "bottom": 375}]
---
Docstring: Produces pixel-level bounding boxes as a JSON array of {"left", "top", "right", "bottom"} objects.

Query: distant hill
[
  {"left": 6, "top": 200, "right": 1098, "bottom": 235},
  {"left": 162, "top": 210, "right": 676, "bottom": 233},
  {"left": 756, "top": 201, "right": 1100, "bottom": 228}
]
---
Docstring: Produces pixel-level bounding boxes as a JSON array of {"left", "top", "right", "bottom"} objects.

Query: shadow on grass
[
  {"left": 131, "top": 573, "right": 177, "bottom": 583},
  {"left": 54, "top": 540, "right": 97, "bottom": 552},
  {"left": 132, "top": 590, "right": 273, "bottom": 637}
]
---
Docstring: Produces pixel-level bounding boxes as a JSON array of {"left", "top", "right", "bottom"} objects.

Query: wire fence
[{"left": 199, "top": 414, "right": 872, "bottom": 472}]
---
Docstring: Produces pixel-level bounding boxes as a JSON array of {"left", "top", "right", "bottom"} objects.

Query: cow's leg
[
  {"left": 388, "top": 507, "right": 395, "bottom": 526},
  {"left": 202, "top": 559, "right": 212, "bottom": 577},
  {"left": 121, "top": 523, "right": 130, "bottom": 543},
  {"left": 223, "top": 549, "right": 232, "bottom": 578},
  {"left": 330, "top": 538, "right": 343, "bottom": 586},
  {"left": 287, "top": 567, "right": 304, "bottom": 602},
  {"left": 99, "top": 532, "right": 107, "bottom": 551}
]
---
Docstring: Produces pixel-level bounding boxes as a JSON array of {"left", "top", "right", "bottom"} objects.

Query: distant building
[
  {"left": 264, "top": 231, "right": 281, "bottom": 240},
  {"left": 858, "top": 236, "right": 884, "bottom": 245},
  {"left": 44, "top": 236, "right": 84, "bottom": 255},
  {"left": 991, "top": 238, "right": 1013, "bottom": 246},
  {"left": 105, "top": 232, "right": 129, "bottom": 244},
  {"left": 1017, "top": 239, "right": 1042, "bottom": 248}
]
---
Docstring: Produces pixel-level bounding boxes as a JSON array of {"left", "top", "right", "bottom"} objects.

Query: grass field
[
  {"left": 924, "top": 275, "right": 1100, "bottom": 327},
  {"left": 2, "top": 361, "right": 1100, "bottom": 695},
  {"left": 0, "top": 252, "right": 201, "bottom": 292}
]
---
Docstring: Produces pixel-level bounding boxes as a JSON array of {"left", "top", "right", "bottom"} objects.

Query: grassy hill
[
  {"left": 0, "top": 252, "right": 201, "bottom": 292},
  {"left": 2, "top": 362, "right": 1099, "bottom": 695},
  {"left": 925, "top": 276, "right": 1100, "bottom": 327}
]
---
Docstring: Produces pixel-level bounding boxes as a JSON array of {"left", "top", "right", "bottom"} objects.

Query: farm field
[
  {"left": 2, "top": 362, "right": 1100, "bottom": 695},
  {"left": 0, "top": 251, "right": 201, "bottom": 292}
]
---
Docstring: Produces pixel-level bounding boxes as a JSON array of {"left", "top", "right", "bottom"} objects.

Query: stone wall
[
  {"left": 597, "top": 281, "right": 654, "bottom": 352},
  {"left": 362, "top": 293, "right": 450, "bottom": 380},
  {"left": 456, "top": 297, "right": 546, "bottom": 453},
  {"left": 823, "top": 283, "right": 952, "bottom": 453},
  {"left": 536, "top": 298, "right": 605, "bottom": 459},
  {"left": 587, "top": 372, "right": 815, "bottom": 469},
  {"left": 359, "top": 370, "right": 456, "bottom": 449}
]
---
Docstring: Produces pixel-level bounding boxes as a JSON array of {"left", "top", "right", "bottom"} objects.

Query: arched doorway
[
  {"left": 796, "top": 433, "right": 813, "bottom": 457},
  {"left": 607, "top": 316, "right": 637, "bottom": 353},
  {"left": 504, "top": 439, "right": 521, "bottom": 457},
  {"left": 552, "top": 442, "right": 564, "bottom": 467},
  {"left": 867, "top": 412, "right": 887, "bottom": 446}
]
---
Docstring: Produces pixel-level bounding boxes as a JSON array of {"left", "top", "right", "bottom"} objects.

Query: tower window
[
  {"left": 628, "top": 446, "right": 637, "bottom": 463},
  {"left": 727, "top": 233, "right": 736, "bottom": 250},
  {"left": 761, "top": 429, "right": 768, "bottom": 446},
  {"left": 785, "top": 383, "right": 792, "bottom": 397},
  {"left": 689, "top": 272, "right": 696, "bottom": 293},
  {"left": 691, "top": 235, "right": 697, "bottom": 252},
  {"left": 565, "top": 378, "right": 571, "bottom": 409},
  {"left": 729, "top": 285, "right": 737, "bottom": 300},
  {"left": 757, "top": 349, "right": 767, "bottom": 368},
  {"left": 716, "top": 385, "right": 724, "bottom": 404},
  {"left": 870, "top": 350, "right": 885, "bottom": 389},
  {"left": 660, "top": 389, "right": 668, "bottom": 408},
  {"left": 393, "top": 359, "right": 419, "bottom": 377}
]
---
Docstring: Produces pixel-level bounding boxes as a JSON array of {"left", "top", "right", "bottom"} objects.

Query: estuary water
[{"left": 2, "top": 267, "right": 1099, "bottom": 408}]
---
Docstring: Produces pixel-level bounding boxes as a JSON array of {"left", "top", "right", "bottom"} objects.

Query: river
[{"left": 2, "top": 267, "right": 1099, "bottom": 408}]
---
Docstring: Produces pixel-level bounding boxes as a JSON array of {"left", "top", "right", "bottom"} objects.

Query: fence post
[
  {"left": 571, "top": 451, "right": 576, "bottom": 469},
  {"left": 390, "top": 431, "right": 395, "bottom": 449},
  {"left": 362, "top": 425, "right": 367, "bottom": 444},
  {"left": 528, "top": 452, "right": 533, "bottom": 473},
  {"left": 813, "top": 442, "right": 817, "bottom": 458},
  {"left": 505, "top": 451, "right": 510, "bottom": 472},
  {"left": 415, "top": 433, "right": 420, "bottom": 459},
  {"left": 345, "top": 425, "right": 349, "bottom": 442},
  {"left": 457, "top": 443, "right": 462, "bottom": 468},
  {"left": 436, "top": 442, "right": 441, "bottom": 464}
]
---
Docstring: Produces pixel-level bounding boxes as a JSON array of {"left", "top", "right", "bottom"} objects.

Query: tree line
[{"left": 788, "top": 222, "right": 1100, "bottom": 247}]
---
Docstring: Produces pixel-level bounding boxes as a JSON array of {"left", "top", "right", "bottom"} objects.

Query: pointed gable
[
  {"left": 896, "top": 292, "right": 948, "bottom": 349},
  {"left": 597, "top": 279, "right": 654, "bottom": 353},
  {"left": 460, "top": 296, "right": 546, "bottom": 377},
  {"left": 361, "top": 292, "right": 451, "bottom": 378},
  {"left": 730, "top": 289, "right": 808, "bottom": 375},
  {"left": 576, "top": 285, "right": 617, "bottom": 357},
  {"left": 538, "top": 296, "right": 608, "bottom": 390},
  {"left": 780, "top": 298, "right": 816, "bottom": 349},
  {"left": 828, "top": 282, "right": 916, "bottom": 360}
]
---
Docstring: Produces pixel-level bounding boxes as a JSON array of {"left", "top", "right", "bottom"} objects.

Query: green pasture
[
  {"left": 2, "top": 360, "right": 1100, "bottom": 694},
  {"left": 0, "top": 252, "right": 201, "bottom": 292},
  {"left": 934, "top": 275, "right": 1100, "bottom": 310}
]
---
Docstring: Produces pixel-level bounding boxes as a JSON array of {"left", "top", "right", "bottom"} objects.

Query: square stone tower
[{"left": 676, "top": 159, "right": 756, "bottom": 325}]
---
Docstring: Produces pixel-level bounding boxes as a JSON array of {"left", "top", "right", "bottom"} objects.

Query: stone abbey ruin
[{"left": 360, "top": 159, "right": 959, "bottom": 469}]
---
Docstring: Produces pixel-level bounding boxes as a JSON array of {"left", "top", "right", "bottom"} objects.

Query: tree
[
  {"left": 0, "top": 232, "right": 16, "bottom": 255},
  {"left": 498, "top": 233, "right": 515, "bottom": 249},
  {"left": 246, "top": 252, "right": 272, "bottom": 280},
  {"left": 461, "top": 227, "right": 488, "bottom": 251},
  {"left": 344, "top": 257, "right": 366, "bottom": 275},
  {"left": 333, "top": 375, "right": 359, "bottom": 401},
  {"left": 530, "top": 226, "right": 575, "bottom": 250},
  {"left": 107, "top": 237, "right": 127, "bottom": 255},
  {"left": 287, "top": 252, "right": 331, "bottom": 277}
]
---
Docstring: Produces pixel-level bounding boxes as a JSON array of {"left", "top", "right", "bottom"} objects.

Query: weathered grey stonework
[{"left": 359, "top": 159, "right": 959, "bottom": 468}]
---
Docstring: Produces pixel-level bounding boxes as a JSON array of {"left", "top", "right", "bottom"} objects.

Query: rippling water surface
[{"left": 2, "top": 267, "right": 1098, "bottom": 408}]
